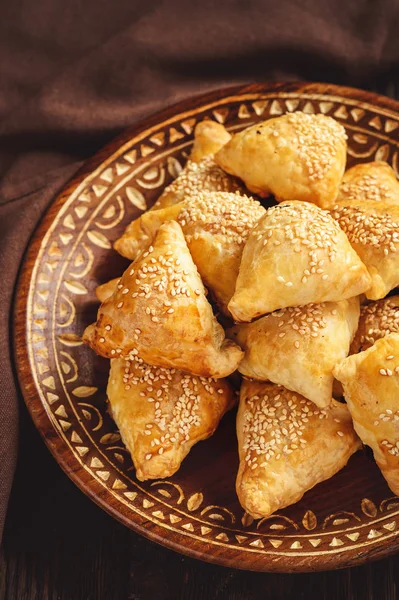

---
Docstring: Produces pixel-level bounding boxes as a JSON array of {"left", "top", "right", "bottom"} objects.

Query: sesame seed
[
  {"left": 177, "top": 190, "right": 265, "bottom": 251},
  {"left": 277, "top": 112, "right": 347, "bottom": 182},
  {"left": 119, "top": 357, "right": 227, "bottom": 450},
  {"left": 242, "top": 384, "right": 338, "bottom": 468},
  {"left": 353, "top": 297, "right": 399, "bottom": 352},
  {"left": 157, "top": 156, "right": 244, "bottom": 209},
  {"left": 339, "top": 166, "right": 396, "bottom": 204},
  {"left": 332, "top": 203, "right": 399, "bottom": 256},
  {"left": 251, "top": 201, "right": 347, "bottom": 289},
  {"left": 337, "top": 431, "right": 344, "bottom": 437}
]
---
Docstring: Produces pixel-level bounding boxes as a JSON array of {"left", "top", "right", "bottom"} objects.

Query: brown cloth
[{"left": 1, "top": 0, "right": 398, "bottom": 540}]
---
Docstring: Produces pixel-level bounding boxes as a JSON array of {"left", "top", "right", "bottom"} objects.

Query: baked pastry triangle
[
  {"left": 83, "top": 220, "right": 243, "bottom": 377},
  {"left": 228, "top": 201, "right": 371, "bottom": 321},
  {"left": 236, "top": 380, "right": 360, "bottom": 518},
  {"left": 331, "top": 200, "right": 399, "bottom": 299},
  {"left": 229, "top": 297, "right": 359, "bottom": 407},
  {"left": 215, "top": 112, "right": 347, "bottom": 208},
  {"left": 334, "top": 333, "right": 399, "bottom": 495},
  {"left": 336, "top": 161, "right": 399, "bottom": 207},
  {"left": 107, "top": 357, "right": 234, "bottom": 481},
  {"left": 350, "top": 295, "right": 399, "bottom": 354}
]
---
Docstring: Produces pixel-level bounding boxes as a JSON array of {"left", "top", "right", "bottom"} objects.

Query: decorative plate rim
[{"left": 13, "top": 82, "right": 399, "bottom": 573}]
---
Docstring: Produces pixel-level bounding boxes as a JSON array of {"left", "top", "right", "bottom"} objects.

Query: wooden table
[{"left": 1, "top": 401, "right": 398, "bottom": 600}]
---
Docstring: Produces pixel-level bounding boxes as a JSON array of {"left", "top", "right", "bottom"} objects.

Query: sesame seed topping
[
  {"left": 353, "top": 297, "right": 399, "bottom": 352},
  {"left": 177, "top": 190, "right": 265, "bottom": 249},
  {"left": 263, "top": 302, "right": 331, "bottom": 347},
  {"left": 251, "top": 201, "right": 344, "bottom": 287},
  {"left": 242, "top": 385, "right": 331, "bottom": 467},
  {"left": 381, "top": 439, "right": 399, "bottom": 456},
  {"left": 332, "top": 203, "right": 399, "bottom": 256},
  {"left": 339, "top": 167, "right": 395, "bottom": 204},
  {"left": 118, "top": 357, "right": 226, "bottom": 451},
  {"left": 273, "top": 112, "right": 347, "bottom": 182},
  {"left": 159, "top": 155, "right": 243, "bottom": 204}
]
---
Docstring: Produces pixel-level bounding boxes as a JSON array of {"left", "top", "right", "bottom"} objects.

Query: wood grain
[{"left": 12, "top": 82, "right": 399, "bottom": 573}]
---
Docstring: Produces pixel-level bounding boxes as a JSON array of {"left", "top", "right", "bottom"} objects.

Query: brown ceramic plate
[{"left": 14, "top": 82, "right": 399, "bottom": 572}]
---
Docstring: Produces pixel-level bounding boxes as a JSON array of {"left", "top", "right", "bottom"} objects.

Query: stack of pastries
[{"left": 84, "top": 113, "right": 399, "bottom": 519}]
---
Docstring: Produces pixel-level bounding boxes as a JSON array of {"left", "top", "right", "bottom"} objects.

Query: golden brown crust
[
  {"left": 228, "top": 201, "right": 371, "bottom": 321},
  {"left": 334, "top": 333, "right": 399, "bottom": 495},
  {"left": 107, "top": 358, "right": 234, "bottom": 481},
  {"left": 83, "top": 220, "right": 243, "bottom": 378},
  {"left": 336, "top": 162, "right": 399, "bottom": 207},
  {"left": 229, "top": 298, "right": 359, "bottom": 407},
  {"left": 236, "top": 381, "right": 360, "bottom": 519},
  {"left": 215, "top": 112, "right": 347, "bottom": 208},
  {"left": 331, "top": 200, "right": 399, "bottom": 300},
  {"left": 350, "top": 295, "right": 399, "bottom": 354},
  {"left": 114, "top": 191, "right": 265, "bottom": 314},
  {"left": 95, "top": 278, "right": 120, "bottom": 303},
  {"left": 189, "top": 120, "right": 232, "bottom": 163}
]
